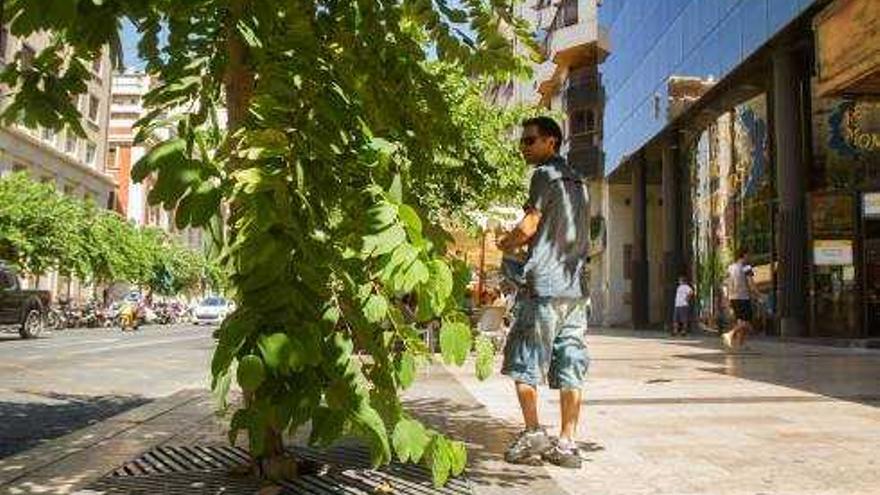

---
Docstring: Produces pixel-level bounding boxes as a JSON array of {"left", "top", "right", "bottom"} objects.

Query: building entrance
[{"left": 863, "top": 207, "right": 880, "bottom": 338}]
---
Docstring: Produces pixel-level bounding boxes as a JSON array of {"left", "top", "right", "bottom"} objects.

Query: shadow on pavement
[
  {"left": 0, "top": 391, "right": 151, "bottom": 458},
  {"left": 593, "top": 327, "right": 880, "bottom": 408}
]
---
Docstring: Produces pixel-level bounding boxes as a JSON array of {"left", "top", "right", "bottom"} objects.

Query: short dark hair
[
  {"left": 522, "top": 116, "right": 562, "bottom": 151},
  {"left": 736, "top": 248, "right": 748, "bottom": 259}
]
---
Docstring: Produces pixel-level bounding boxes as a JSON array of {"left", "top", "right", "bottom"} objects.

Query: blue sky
[{"left": 120, "top": 20, "right": 146, "bottom": 70}]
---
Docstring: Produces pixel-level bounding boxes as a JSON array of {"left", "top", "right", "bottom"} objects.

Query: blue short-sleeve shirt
[{"left": 522, "top": 155, "right": 591, "bottom": 299}]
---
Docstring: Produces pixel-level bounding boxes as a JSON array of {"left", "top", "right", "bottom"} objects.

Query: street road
[{"left": 0, "top": 324, "right": 215, "bottom": 458}]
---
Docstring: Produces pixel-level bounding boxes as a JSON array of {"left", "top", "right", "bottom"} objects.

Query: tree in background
[
  {"left": 1, "top": 0, "right": 538, "bottom": 485},
  {"left": 0, "top": 172, "right": 213, "bottom": 298}
]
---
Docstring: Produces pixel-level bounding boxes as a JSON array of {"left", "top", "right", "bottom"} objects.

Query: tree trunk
[{"left": 222, "top": 0, "right": 288, "bottom": 474}]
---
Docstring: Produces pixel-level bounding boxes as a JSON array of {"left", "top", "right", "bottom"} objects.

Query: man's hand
[{"left": 496, "top": 209, "right": 541, "bottom": 252}]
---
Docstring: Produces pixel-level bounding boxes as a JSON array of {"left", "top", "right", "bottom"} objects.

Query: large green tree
[{"left": 2, "top": 0, "right": 536, "bottom": 485}]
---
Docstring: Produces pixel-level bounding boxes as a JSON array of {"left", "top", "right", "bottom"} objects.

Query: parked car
[
  {"left": 0, "top": 264, "right": 50, "bottom": 339},
  {"left": 192, "top": 296, "right": 232, "bottom": 325}
]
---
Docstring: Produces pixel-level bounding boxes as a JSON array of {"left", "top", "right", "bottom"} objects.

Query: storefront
[{"left": 813, "top": 0, "right": 880, "bottom": 337}]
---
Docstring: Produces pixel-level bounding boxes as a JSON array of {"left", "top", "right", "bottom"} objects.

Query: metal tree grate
[{"left": 84, "top": 444, "right": 472, "bottom": 494}]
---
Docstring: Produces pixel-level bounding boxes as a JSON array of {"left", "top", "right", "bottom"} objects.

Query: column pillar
[
  {"left": 772, "top": 48, "right": 808, "bottom": 337},
  {"left": 632, "top": 153, "right": 649, "bottom": 328},
  {"left": 662, "top": 140, "right": 682, "bottom": 329}
]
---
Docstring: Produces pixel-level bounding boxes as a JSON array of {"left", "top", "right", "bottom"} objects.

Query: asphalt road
[{"left": 0, "top": 324, "right": 216, "bottom": 458}]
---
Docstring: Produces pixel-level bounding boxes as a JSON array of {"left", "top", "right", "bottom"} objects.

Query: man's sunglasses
[{"left": 519, "top": 136, "right": 538, "bottom": 146}]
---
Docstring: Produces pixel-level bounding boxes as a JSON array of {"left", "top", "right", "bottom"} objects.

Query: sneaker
[
  {"left": 541, "top": 441, "right": 582, "bottom": 469},
  {"left": 505, "top": 427, "right": 552, "bottom": 465}
]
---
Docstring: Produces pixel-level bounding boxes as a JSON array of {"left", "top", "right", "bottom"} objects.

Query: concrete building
[
  {"left": 0, "top": 27, "right": 115, "bottom": 205},
  {"left": 598, "top": 0, "right": 880, "bottom": 339},
  {"left": 492, "top": 0, "right": 611, "bottom": 324},
  {"left": 0, "top": 26, "right": 115, "bottom": 299},
  {"left": 108, "top": 71, "right": 205, "bottom": 253}
]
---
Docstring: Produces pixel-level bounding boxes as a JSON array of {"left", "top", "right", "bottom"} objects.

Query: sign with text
[
  {"left": 814, "top": 240, "right": 854, "bottom": 266},
  {"left": 864, "top": 192, "right": 880, "bottom": 217}
]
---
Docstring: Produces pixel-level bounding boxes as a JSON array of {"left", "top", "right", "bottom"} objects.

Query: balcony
[
  {"left": 566, "top": 136, "right": 602, "bottom": 179},
  {"left": 542, "top": 0, "right": 610, "bottom": 69},
  {"left": 565, "top": 80, "right": 604, "bottom": 110}
]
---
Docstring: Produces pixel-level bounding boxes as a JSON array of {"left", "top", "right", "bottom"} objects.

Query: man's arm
[{"left": 496, "top": 209, "right": 541, "bottom": 252}]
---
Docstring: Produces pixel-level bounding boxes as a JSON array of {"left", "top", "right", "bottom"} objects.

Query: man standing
[
  {"left": 724, "top": 249, "right": 755, "bottom": 349},
  {"left": 496, "top": 116, "right": 591, "bottom": 469}
]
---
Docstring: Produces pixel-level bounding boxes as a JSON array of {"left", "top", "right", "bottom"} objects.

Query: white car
[{"left": 192, "top": 297, "right": 232, "bottom": 325}]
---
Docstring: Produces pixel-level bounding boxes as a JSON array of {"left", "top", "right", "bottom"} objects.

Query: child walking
[{"left": 673, "top": 275, "right": 694, "bottom": 336}]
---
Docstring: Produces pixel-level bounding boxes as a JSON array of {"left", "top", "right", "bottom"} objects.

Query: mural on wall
[
  {"left": 817, "top": 97, "right": 880, "bottom": 189},
  {"left": 733, "top": 95, "right": 773, "bottom": 267},
  {"left": 689, "top": 94, "right": 772, "bottom": 328}
]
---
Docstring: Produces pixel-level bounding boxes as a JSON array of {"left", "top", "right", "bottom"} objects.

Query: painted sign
[
  {"left": 814, "top": 240, "right": 854, "bottom": 266},
  {"left": 864, "top": 192, "right": 880, "bottom": 217}
]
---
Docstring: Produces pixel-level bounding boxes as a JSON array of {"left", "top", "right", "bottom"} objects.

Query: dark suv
[{"left": 0, "top": 264, "right": 50, "bottom": 338}]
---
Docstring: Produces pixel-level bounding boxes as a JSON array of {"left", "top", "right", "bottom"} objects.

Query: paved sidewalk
[
  {"left": 443, "top": 329, "right": 880, "bottom": 495},
  {"left": 3, "top": 329, "right": 879, "bottom": 494}
]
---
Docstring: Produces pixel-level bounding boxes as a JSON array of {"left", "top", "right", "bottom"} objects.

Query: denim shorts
[{"left": 501, "top": 296, "right": 590, "bottom": 390}]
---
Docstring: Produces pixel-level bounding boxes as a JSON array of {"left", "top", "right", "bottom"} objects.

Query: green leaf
[
  {"left": 392, "top": 418, "right": 430, "bottom": 463},
  {"left": 236, "top": 354, "right": 266, "bottom": 392},
  {"left": 366, "top": 201, "right": 398, "bottom": 232},
  {"left": 396, "top": 351, "right": 416, "bottom": 389},
  {"left": 388, "top": 174, "right": 403, "bottom": 203},
  {"left": 421, "top": 259, "right": 453, "bottom": 317},
  {"left": 449, "top": 440, "right": 467, "bottom": 475},
  {"left": 398, "top": 204, "right": 422, "bottom": 238},
  {"left": 131, "top": 138, "right": 185, "bottom": 182},
  {"left": 362, "top": 224, "right": 407, "bottom": 257},
  {"left": 439, "top": 321, "right": 471, "bottom": 366},
  {"left": 351, "top": 403, "right": 392, "bottom": 466},
  {"left": 258, "top": 333, "right": 291, "bottom": 372},
  {"left": 363, "top": 293, "right": 389, "bottom": 323},
  {"left": 396, "top": 258, "right": 430, "bottom": 293},
  {"left": 474, "top": 336, "right": 495, "bottom": 381},
  {"left": 309, "top": 406, "right": 347, "bottom": 447},
  {"left": 428, "top": 435, "right": 453, "bottom": 487}
]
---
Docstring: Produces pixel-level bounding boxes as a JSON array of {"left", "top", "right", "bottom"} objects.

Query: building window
[
  {"left": 107, "top": 191, "right": 117, "bottom": 210},
  {"left": 623, "top": 244, "right": 633, "bottom": 280},
  {"left": 106, "top": 146, "right": 118, "bottom": 170},
  {"left": 65, "top": 131, "right": 78, "bottom": 154},
  {"left": 88, "top": 95, "right": 99, "bottom": 123},
  {"left": 40, "top": 126, "right": 56, "bottom": 145},
  {"left": 569, "top": 109, "right": 595, "bottom": 136},
  {"left": 551, "top": 0, "right": 578, "bottom": 30},
  {"left": 63, "top": 184, "right": 75, "bottom": 196},
  {"left": 19, "top": 44, "right": 35, "bottom": 69},
  {"left": 12, "top": 163, "right": 27, "bottom": 174},
  {"left": 85, "top": 142, "right": 97, "bottom": 165}
]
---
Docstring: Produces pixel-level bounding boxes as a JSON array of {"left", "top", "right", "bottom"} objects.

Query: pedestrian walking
[
  {"left": 673, "top": 275, "right": 694, "bottom": 336},
  {"left": 495, "top": 116, "right": 591, "bottom": 469},
  {"left": 723, "top": 250, "right": 755, "bottom": 350}
]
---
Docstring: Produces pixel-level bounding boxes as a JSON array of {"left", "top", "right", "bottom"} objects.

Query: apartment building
[
  {"left": 109, "top": 71, "right": 205, "bottom": 253},
  {"left": 0, "top": 26, "right": 116, "bottom": 299},
  {"left": 0, "top": 27, "right": 115, "bottom": 205}
]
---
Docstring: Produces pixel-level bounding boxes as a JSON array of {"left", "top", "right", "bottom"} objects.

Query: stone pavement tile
[{"left": 442, "top": 330, "right": 880, "bottom": 495}]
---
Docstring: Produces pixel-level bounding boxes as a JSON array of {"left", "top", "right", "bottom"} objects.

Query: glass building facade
[
  {"left": 597, "top": 0, "right": 880, "bottom": 338},
  {"left": 600, "top": 0, "right": 818, "bottom": 176}
]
